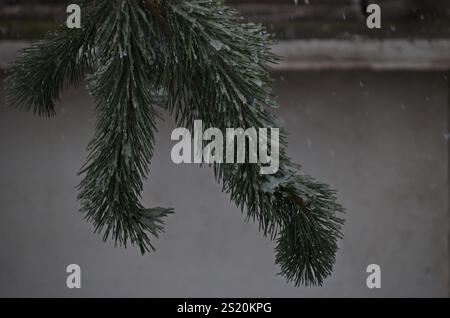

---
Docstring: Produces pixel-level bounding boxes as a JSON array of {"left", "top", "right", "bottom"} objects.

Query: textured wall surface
[{"left": 0, "top": 71, "right": 448, "bottom": 297}]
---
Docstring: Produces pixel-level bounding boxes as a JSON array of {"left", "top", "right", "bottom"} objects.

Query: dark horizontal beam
[
  {"left": 229, "top": 0, "right": 450, "bottom": 21},
  {"left": 2, "top": 1, "right": 450, "bottom": 20},
  {"left": 1, "top": 1, "right": 450, "bottom": 40}
]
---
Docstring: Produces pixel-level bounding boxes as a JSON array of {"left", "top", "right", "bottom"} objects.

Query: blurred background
[{"left": 0, "top": 0, "right": 449, "bottom": 297}]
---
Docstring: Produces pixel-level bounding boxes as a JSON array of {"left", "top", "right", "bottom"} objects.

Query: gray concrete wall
[{"left": 0, "top": 71, "right": 448, "bottom": 297}]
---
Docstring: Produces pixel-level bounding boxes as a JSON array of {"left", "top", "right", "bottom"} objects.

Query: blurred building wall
[{"left": 0, "top": 71, "right": 447, "bottom": 297}]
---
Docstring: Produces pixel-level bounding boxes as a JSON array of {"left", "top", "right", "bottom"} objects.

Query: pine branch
[
  {"left": 161, "top": 0, "right": 344, "bottom": 286},
  {"left": 77, "top": 0, "right": 172, "bottom": 253},
  {"left": 5, "top": 0, "right": 105, "bottom": 116},
  {"left": 5, "top": 0, "right": 345, "bottom": 286}
]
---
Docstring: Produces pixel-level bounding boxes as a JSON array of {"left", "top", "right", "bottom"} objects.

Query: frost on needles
[{"left": 5, "top": 0, "right": 345, "bottom": 287}]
